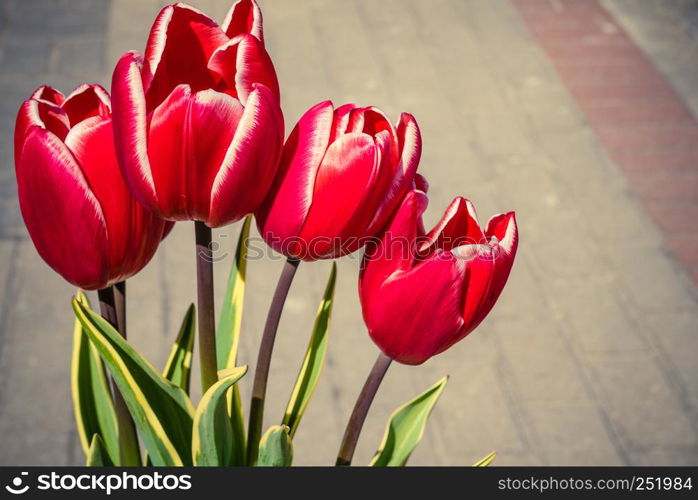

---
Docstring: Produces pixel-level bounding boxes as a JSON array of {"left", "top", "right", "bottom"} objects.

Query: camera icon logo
[{"left": 5, "top": 472, "right": 29, "bottom": 495}]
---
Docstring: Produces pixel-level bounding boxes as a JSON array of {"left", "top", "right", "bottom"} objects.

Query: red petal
[
  {"left": 329, "top": 103, "right": 356, "bottom": 143},
  {"left": 452, "top": 244, "right": 496, "bottom": 335},
  {"left": 419, "top": 197, "right": 486, "bottom": 258},
  {"left": 147, "top": 86, "right": 249, "bottom": 223},
  {"left": 337, "top": 128, "right": 397, "bottom": 250},
  {"left": 31, "top": 85, "right": 65, "bottom": 105},
  {"left": 361, "top": 107, "right": 397, "bottom": 145},
  {"left": 111, "top": 52, "right": 159, "bottom": 212},
  {"left": 185, "top": 89, "right": 245, "bottom": 222},
  {"left": 486, "top": 211, "right": 518, "bottom": 255},
  {"left": 209, "top": 85, "right": 282, "bottom": 227},
  {"left": 64, "top": 116, "right": 134, "bottom": 276},
  {"left": 15, "top": 98, "right": 70, "bottom": 166},
  {"left": 208, "top": 34, "right": 279, "bottom": 106},
  {"left": 118, "top": 203, "right": 169, "bottom": 281},
  {"left": 471, "top": 212, "right": 519, "bottom": 325},
  {"left": 297, "top": 132, "right": 376, "bottom": 258},
  {"left": 365, "top": 112, "right": 421, "bottom": 235},
  {"left": 17, "top": 127, "right": 108, "bottom": 289},
  {"left": 397, "top": 112, "right": 422, "bottom": 171},
  {"left": 413, "top": 172, "right": 429, "bottom": 193},
  {"left": 256, "top": 100, "right": 333, "bottom": 254},
  {"left": 62, "top": 84, "right": 111, "bottom": 125},
  {"left": 221, "top": 0, "right": 264, "bottom": 43},
  {"left": 346, "top": 108, "right": 365, "bottom": 133},
  {"left": 143, "top": 3, "right": 228, "bottom": 108},
  {"left": 365, "top": 254, "right": 465, "bottom": 365},
  {"left": 62, "top": 116, "right": 166, "bottom": 283},
  {"left": 145, "top": 84, "right": 190, "bottom": 220},
  {"left": 359, "top": 189, "right": 428, "bottom": 311}
]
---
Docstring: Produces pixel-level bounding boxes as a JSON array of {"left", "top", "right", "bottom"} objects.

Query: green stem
[
  {"left": 98, "top": 283, "right": 141, "bottom": 466},
  {"left": 247, "top": 257, "right": 300, "bottom": 464}
]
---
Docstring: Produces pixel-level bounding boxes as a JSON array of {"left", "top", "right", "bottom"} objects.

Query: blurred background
[{"left": 0, "top": 0, "right": 697, "bottom": 466}]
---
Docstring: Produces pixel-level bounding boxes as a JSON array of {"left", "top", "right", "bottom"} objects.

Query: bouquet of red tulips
[{"left": 14, "top": 0, "right": 518, "bottom": 467}]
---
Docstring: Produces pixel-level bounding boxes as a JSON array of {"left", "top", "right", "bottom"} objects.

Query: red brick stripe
[{"left": 512, "top": 0, "right": 698, "bottom": 284}]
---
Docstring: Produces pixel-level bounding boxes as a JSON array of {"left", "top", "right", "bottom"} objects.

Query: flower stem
[
  {"left": 97, "top": 283, "right": 141, "bottom": 466},
  {"left": 336, "top": 352, "right": 393, "bottom": 466},
  {"left": 195, "top": 221, "right": 218, "bottom": 393},
  {"left": 113, "top": 281, "right": 127, "bottom": 334},
  {"left": 247, "top": 257, "right": 300, "bottom": 464}
]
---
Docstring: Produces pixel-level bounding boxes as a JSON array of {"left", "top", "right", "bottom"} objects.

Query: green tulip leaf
[
  {"left": 216, "top": 216, "right": 251, "bottom": 465},
  {"left": 162, "top": 304, "right": 196, "bottom": 393},
  {"left": 71, "top": 291, "right": 120, "bottom": 465},
  {"left": 143, "top": 303, "right": 197, "bottom": 466},
  {"left": 72, "top": 298, "right": 195, "bottom": 466},
  {"left": 217, "top": 215, "right": 251, "bottom": 370},
  {"left": 256, "top": 425, "right": 293, "bottom": 467},
  {"left": 370, "top": 376, "right": 448, "bottom": 466},
  {"left": 473, "top": 450, "right": 497, "bottom": 466},
  {"left": 282, "top": 263, "right": 336, "bottom": 437},
  {"left": 225, "top": 384, "right": 246, "bottom": 466},
  {"left": 192, "top": 366, "right": 248, "bottom": 466},
  {"left": 86, "top": 434, "right": 113, "bottom": 466}
]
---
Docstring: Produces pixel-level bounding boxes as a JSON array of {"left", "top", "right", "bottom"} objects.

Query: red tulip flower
[
  {"left": 15, "top": 84, "right": 171, "bottom": 290},
  {"left": 111, "top": 0, "right": 283, "bottom": 227},
  {"left": 359, "top": 178, "right": 518, "bottom": 365},
  {"left": 256, "top": 100, "right": 421, "bottom": 260}
]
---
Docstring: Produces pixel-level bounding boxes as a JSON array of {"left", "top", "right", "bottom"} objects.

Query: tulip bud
[
  {"left": 360, "top": 179, "right": 518, "bottom": 364},
  {"left": 15, "top": 84, "right": 171, "bottom": 290},
  {"left": 256, "top": 101, "right": 422, "bottom": 260},
  {"left": 111, "top": 0, "right": 283, "bottom": 228}
]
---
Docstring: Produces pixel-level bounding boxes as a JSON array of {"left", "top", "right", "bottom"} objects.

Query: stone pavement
[
  {"left": 0, "top": 0, "right": 696, "bottom": 466},
  {"left": 514, "top": 0, "right": 698, "bottom": 286}
]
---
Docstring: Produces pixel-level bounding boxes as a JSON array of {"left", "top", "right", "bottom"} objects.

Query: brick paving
[
  {"left": 513, "top": 0, "right": 698, "bottom": 285},
  {"left": 0, "top": 0, "right": 696, "bottom": 466}
]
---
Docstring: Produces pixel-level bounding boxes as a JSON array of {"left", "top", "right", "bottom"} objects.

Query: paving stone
[
  {"left": 628, "top": 447, "right": 698, "bottom": 466},
  {"left": 584, "top": 352, "right": 698, "bottom": 451},
  {"left": 490, "top": 315, "right": 592, "bottom": 406},
  {"left": 645, "top": 202, "right": 698, "bottom": 235},
  {"left": 52, "top": 35, "right": 105, "bottom": 77},
  {"left": 604, "top": 242, "right": 696, "bottom": 312},
  {"left": 525, "top": 405, "right": 625, "bottom": 465},
  {"left": 487, "top": 259, "right": 546, "bottom": 321},
  {"left": 0, "top": 239, "right": 18, "bottom": 311},
  {"left": 262, "top": 0, "right": 332, "bottom": 122},
  {"left": 105, "top": 0, "right": 165, "bottom": 65},
  {"left": 0, "top": 36, "right": 51, "bottom": 75},
  {"left": 4, "top": 0, "right": 109, "bottom": 38},
  {"left": 545, "top": 276, "right": 650, "bottom": 353},
  {"left": 627, "top": 170, "right": 698, "bottom": 203},
  {"left": 399, "top": 359, "right": 533, "bottom": 466},
  {"left": 0, "top": 200, "right": 23, "bottom": 240},
  {"left": 524, "top": 206, "right": 612, "bottom": 280},
  {"left": 514, "top": 0, "right": 698, "bottom": 289},
  {"left": 644, "top": 309, "right": 698, "bottom": 411},
  {"left": 602, "top": 0, "right": 698, "bottom": 120},
  {"left": 667, "top": 234, "right": 698, "bottom": 272},
  {"left": 0, "top": 240, "right": 75, "bottom": 465}
]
